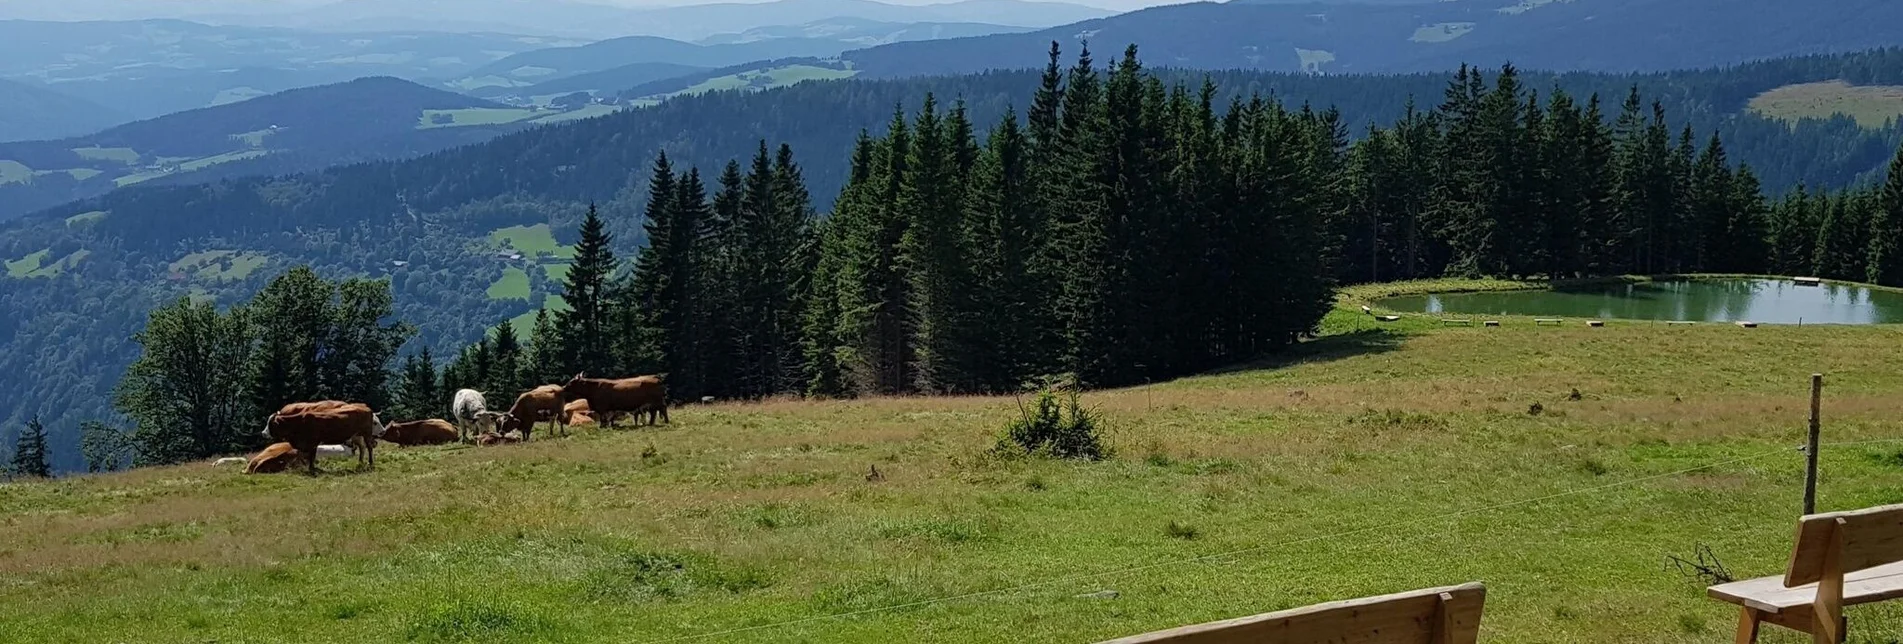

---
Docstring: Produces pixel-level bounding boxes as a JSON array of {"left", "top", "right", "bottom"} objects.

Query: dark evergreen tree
[
  {"left": 10, "top": 417, "right": 51, "bottom": 478},
  {"left": 392, "top": 347, "right": 441, "bottom": 422},
  {"left": 1867, "top": 143, "right": 1903, "bottom": 285},
  {"left": 488, "top": 319, "right": 522, "bottom": 395},
  {"left": 556, "top": 204, "right": 616, "bottom": 377}
]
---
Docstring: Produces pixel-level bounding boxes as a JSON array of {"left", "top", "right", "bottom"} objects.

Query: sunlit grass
[{"left": 7, "top": 302, "right": 1903, "bottom": 642}]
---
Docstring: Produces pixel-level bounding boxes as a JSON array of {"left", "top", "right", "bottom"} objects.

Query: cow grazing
[
  {"left": 560, "top": 373, "right": 669, "bottom": 427},
  {"left": 261, "top": 401, "right": 385, "bottom": 475},
  {"left": 245, "top": 442, "right": 301, "bottom": 474},
  {"left": 451, "top": 389, "right": 492, "bottom": 442},
  {"left": 381, "top": 419, "right": 459, "bottom": 446},
  {"left": 498, "top": 384, "right": 566, "bottom": 439}
]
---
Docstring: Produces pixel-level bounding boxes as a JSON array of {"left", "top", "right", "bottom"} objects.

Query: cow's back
[
  {"left": 270, "top": 402, "right": 376, "bottom": 445},
  {"left": 384, "top": 419, "right": 458, "bottom": 446}
]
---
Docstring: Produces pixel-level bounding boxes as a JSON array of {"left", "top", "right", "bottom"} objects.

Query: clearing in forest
[
  {"left": 1749, "top": 80, "right": 1903, "bottom": 128},
  {"left": 8, "top": 283, "right": 1903, "bottom": 641}
]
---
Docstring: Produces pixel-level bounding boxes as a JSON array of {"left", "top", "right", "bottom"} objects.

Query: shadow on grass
[{"left": 1204, "top": 328, "right": 1409, "bottom": 376}]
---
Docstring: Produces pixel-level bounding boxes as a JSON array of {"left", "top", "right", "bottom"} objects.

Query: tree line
[{"left": 26, "top": 45, "right": 1903, "bottom": 475}]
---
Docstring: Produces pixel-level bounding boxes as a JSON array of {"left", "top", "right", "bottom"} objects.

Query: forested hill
[
  {"left": 6, "top": 46, "right": 1903, "bottom": 471},
  {"left": 0, "top": 77, "right": 535, "bottom": 221},
  {"left": 0, "top": 78, "right": 127, "bottom": 142},
  {"left": 841, "top": 0, "right": 1903, "bottom": 77}
]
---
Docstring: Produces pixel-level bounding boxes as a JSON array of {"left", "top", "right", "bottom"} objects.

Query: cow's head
[
  {"left": 472, "top": 411, "right": 505, "bottom": 434},
  {"left": 371, "top": 412, "right": 387, "bottom": 437},
  {"left": 260, "top": 413, "right": 278, "bottom": 439}
]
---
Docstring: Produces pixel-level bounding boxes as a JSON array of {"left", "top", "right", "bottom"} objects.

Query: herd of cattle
[{"left": 238, "top": 373, "right": 669, "bottom": 475}]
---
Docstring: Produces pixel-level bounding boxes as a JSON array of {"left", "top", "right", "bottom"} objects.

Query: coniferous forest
[{"left": 9, "top": 44, "right": 1903, "bottom": 473}]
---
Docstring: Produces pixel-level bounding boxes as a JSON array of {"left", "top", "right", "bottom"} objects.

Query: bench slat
[
  {"left": 1708, "top": 560, "right": 1903, "bottom": 612},
  {"left": 1099, "top": 583, "right": 1485, "bottom": 644}
]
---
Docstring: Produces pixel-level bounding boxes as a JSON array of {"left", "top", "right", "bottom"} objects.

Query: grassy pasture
[
  {"left": 71, "top": 146, "right": 140, "bottom": 164},
  {"left": 1749, "top": 80, "right": 1903, "bottom": 129},
  {"left": 487, "top": 266, "right": 532, "bottom": 301},
  {"left": 0, "top": 159, "right": 32, "bottom": 185},
  {"left": 8, "top": 289, "right": 1903, "bottom": 642},
  {"left": 418, "top": 108, "right": 541, "bottom": 129},
  {"left": 489, "top": 223, "right": 575, "bottom": 259}
]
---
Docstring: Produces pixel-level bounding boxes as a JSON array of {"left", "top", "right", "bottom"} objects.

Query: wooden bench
[
  {"left": 1098, "top": 582, "right": 1486, "bottom": 644},
  {"left": 1708, "top": 503, "right": 1903, "bottom": 643},
  {"left": 1442, "top": 319, "right": 1473, "bottom": 327},
  {"left": 1534, "top": 318, "right": 1562, "bottom": 326}
]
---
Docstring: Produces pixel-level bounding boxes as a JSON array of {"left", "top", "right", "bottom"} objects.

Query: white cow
[{"left": 451, "top": 389, "right": 496, "bottom": 442}]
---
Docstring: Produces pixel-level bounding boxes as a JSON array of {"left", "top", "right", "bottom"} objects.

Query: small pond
[{"left": 1377, "top": 278, "right": 1903, "bottom": 325}]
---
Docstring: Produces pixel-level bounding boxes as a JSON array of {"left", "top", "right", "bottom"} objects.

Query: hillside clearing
[
  {"left": 64, "top": 211, "right": 106, "bottom": 226},
  {"left": 9, "top": 294, "right": 1903, "bottom": 642},
  {"left": 71, "top": 146, "right": 139, "bottom": 164},
  {"left": 489, "top": 223, "right": 575, "bottom": 259},
  {"left": 506, "top": 294, "right": 570, "bottom": 339},
  {"left": 0, "top": 159, "right": 31, "bottom": 185},
  {"left": 418, "top": 107, "right": 541, "bottom": 129},
  {"left": 1410, "top": 22, "right": 1476, "bottom": 43},
  {"left": 5, "top": 248, "right": 50, "bottom": 277},
  {"left": 656, "top": 65, "right": 859, "bottom": 100},
  {"left": 487, "top": 266, "right": 532, "bottom": 300},
  {"left": 169, "top": 250, "right": 268, "bottom": 282},
  {"left": 1749, "top": 80, "right": 1903, "bottom": 128}
]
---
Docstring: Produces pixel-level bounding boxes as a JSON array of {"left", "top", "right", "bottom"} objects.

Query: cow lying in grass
[{"left": 381, "top": 419, "right": 458, "bottom": 446}]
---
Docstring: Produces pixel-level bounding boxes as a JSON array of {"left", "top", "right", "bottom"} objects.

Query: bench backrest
[
  {"left": 1785, "top": 503, "right": 1903, "bottom": 587},
  {"left": 1097, "top": 583, "right": 1486, "bottom": 644}
]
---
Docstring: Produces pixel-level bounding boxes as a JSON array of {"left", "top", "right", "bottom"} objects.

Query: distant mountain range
[
  {"left": 0, "top": 77, "right": 549, "bottom": 220},
  {"left": 0, "top": 19, "right": 572, "bottom": 120},
  {"left": 175, "top": 0, "right": 1114, "bottom": 41},
  {"left": 0, "top": 79, "right": 127, "bottom": 142},
  {"left": 831, "top": 0, "right": 1903, "bottom": 77}
]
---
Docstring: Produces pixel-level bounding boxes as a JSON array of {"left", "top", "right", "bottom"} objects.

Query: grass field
[
  {"left": 9, "top": 287, "right": 1903, "bottom": 642},
  {"left": 532, "top": 104, "right": 621, "bottom": 125},
  {"left": 506, "top": 293, "right": 571, "bottom": 339},
  {"left": 5, "top": 248, "right": 50, "bottom": 277},
  {"left": 489, "top": 223, "right": 575, "bottom": 259},
  {"left": 488, "top": 266, "right": 532, "bottom": 301},
  {"left": 115, "top": 151, "right": 272, "bottom": 187},
  {"left": 169, "top": 250, "right": 268, "bottom": 282},
  {"left": 662, "top": 65, "right": 859, "bottom": 100},
  {"left": 1410, "top": 22, "right": 1476, "bottom": 43},
  {"left": 71, "top": 146, "right": 140, "bottom": 164},
  {"left": 64, "top": 211, "right": 107, "bottom": 226},
  {"left": 419, "top": 108, "right": 542, "bottom": 129},
  {"left": 0, "top": 159, "right": 32, "bottom": 185},
  {"left": 1749, "top": 80, "right": 1903, "bottom": 129}
]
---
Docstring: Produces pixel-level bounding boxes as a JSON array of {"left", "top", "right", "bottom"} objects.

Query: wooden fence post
[{"left": 1804, "top": 373, "right": 1823, "bottom": 516}]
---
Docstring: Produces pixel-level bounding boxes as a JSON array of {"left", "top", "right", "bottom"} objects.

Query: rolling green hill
[
  {"left": 0, "top": 77, "right": 615, "bottom": 220},
  {"left": 0, "top": 19, "right": 573, "bottom": 120},
  {"left": 832, "top": 0, "right": 1903, "bottom": 78},
  {"left": 0, "top": 78, "right": 128, "bottom": 142},
  {"left": 4, "top": 46, "right": 1903, "bottom": 476}
]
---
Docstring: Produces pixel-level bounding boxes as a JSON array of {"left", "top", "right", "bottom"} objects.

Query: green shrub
[{"left": 993, "top": 386, "right": 1108, "bottom": 461}]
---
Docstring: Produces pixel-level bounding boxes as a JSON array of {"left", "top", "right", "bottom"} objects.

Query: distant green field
[
  {"left": 532, "top": 104, "right": 620, "bottom": 124},
  {"left": 506, "top": 294, "right": 571, "bottom": 339},
  {"left": 209, "top": 87, "right": 268, "bottom": 106},
  {"left": 0, "top": 160, "right": 32, "bottom": 185},
  {"left": 5, "top": 249, "right": 50, "bottom": 278},
  {"left": 1750, "top": 80, "right": 1903, "bottom": 128},
  {"left": 418, "top": 108, "right": 541, "bottom": 129},
  {"left": 29, "top": 250, "right": 89, "bottom": 278},
  {"left": 115, "top": 151, "right": 271, "bottom": 187},
  {"left": 446, "top": 76, "right": 525, "bottom": 92},
  {"left": 542, "top": 262, "right": 571, "bottom": 282},
  {"left": 231, "top": 129, "right": 275, "bottom": 148},
  {"left": 169, "top": 250, "right": 267, "bottom": 282},
  {"left": 1296, "top": 49, "right": 1336, "bottom": 73},
  {"left": 664, "top": 65, "right": 859, "bottom": 100},
  {"left": 509, "top": 65, "right": 559, "bottom": 79},
  {"left": 488, "top": 267, "right": 532, "bottom": 301},
  {"left": 54, "top": 168, "right": 103, "bottom": 181},
  {"left": 1498, "top": 0, "right": 1564, "bottom": 14},
  {"left": 1411, "top": 22, "right": 1476, "bottom": 43},
  {"left": 65, "top": 211, "right": 107, "bottom": 226},
  {"left": 489, "top": 224, "right": 575, "bottom": 259},
  {"left": 71, "top": 147, "right": 140, "bottom": 164}
]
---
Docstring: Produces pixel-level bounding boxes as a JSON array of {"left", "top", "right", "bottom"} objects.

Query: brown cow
[
  {"left": 569, "top": 410, "right": 599, "bottom": 427},
  {"left": 476, "top": 431, "right": 523, "bottom": 446},
  {"left": 498, "top": 384, "right": 567, "bottom": 439},
  {"left": 560, "top": 373, "right": 669, "bottom": 427},
  {"left": 245, "top": 442, "right": 302, "bottom": 474},
  {"left": 381, "top": 419, "right": 458, "bottom": 446},
  {"left": 560, "top": 398, "right": 591, "bottom": 425},
  {"left": 262, "top": 401, "right": 385, "bottom": 475}
]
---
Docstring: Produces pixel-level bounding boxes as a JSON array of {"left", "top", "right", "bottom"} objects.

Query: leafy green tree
[
  {"left": 116, "top": 297, "right": 257, "bottom": 465},
  {"left": 80, "top": 420, "right": 134, "bottom": 473}
]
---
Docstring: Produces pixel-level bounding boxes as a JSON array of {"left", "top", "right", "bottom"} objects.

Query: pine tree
[
  {"left": 1689, "top": 133, "right": 1736, "bottom": 272},
  {"left": 898, "top": 94, "right": 979, "bottom": 392},
  {"left": 770, "top": 143, "right": 819, "bottom": 394},
  {"left": 804, "top": 132, "right": 878, "bottom": 397},
  {"left": 521, "top": 309, "right": 563, "bottom": 389},
  {"left": 1047, "top": 43, "right": 1115, "bottom": 384},
  {"left": 966, "top": 108, "right": 1047, "bottom": 391},
  {"left": 489, "top": 319, "right": 522, "bottom": 395},
  {"left": 1866, "top": 142, "right": 1903, "bottom": 285},
  {"left": 556, "top": 204, "right": 616, "bottom": 377},
  {"left": 699, "top": 161, "right": 746, "bottom": 396},
  {"left": 624, "top": 152, "right": 680, "bottom": 378},
  {"left": 392, "top": 347, "right": 441, "bottom": 422},
  {"left": 9, "top": 417, "right": 51, "bottom": 478},
  {"left": 836, "top": 110, "right": 914, "bottom": 394}
]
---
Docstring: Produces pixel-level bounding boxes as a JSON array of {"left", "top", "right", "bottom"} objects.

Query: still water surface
[{"left": 1377, "top": 279, "right": 1903, "bottom": 325}]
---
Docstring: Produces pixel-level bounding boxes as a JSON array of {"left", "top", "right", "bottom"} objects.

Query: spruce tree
[
  {"left": 1866, "top": 143, "right": 1903, "bottom": 285},
  {"left": 489, "top": 319, "right": 522, "bottom": 395},
  {"left": 393, "top": 347, "right": 441, "bottom": 421},
  {"left": 837, "top": 110, "right": 913, "bottom": 394},
  {"left": 10, "top": 417, "right": 51, "bottom": 478},
  {"left": 556, "top": 204, "right": 616, "bottom": 377},
  {"left": 965, "top": 108, "right": 1042, "bottom": 391},
  {"left": 805, "top": 132, "right": 878, "bottom": 397},
  {"left": 898, "top": 94, "right": 979, "bottom": 392},
  {"left": 521, "top": 308, "right": 563, "bottom": 389},
  {"left": 625, "top": 152, "right": 680, "bottom": 378}
]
